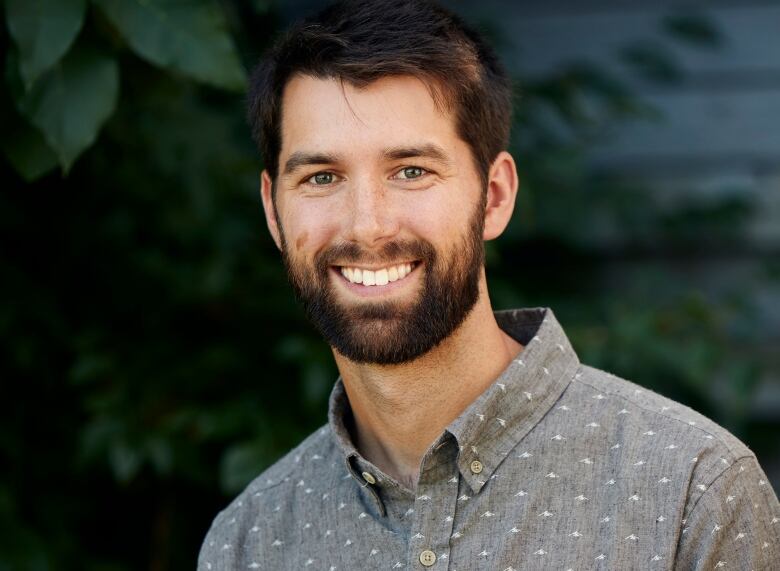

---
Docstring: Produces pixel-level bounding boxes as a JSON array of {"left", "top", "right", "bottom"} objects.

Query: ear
[
  {"left": 260, "top": 170, "right": 283, "bottom": 251},
  {"left": 483, "top": 151, "right": 519, "bottom": 241}
]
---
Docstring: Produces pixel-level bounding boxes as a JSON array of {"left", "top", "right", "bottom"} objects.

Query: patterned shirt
[{"left": 200, "top": 307, "right": 779, "bottom": 570}]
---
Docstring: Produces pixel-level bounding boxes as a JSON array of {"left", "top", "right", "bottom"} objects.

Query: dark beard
[{"left": 279, "top": 203, "right": 485, "bottom": 365}]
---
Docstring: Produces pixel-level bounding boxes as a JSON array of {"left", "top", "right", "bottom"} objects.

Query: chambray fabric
[{"left": 199, "top": 307, "right": 780, "bottom": 570}]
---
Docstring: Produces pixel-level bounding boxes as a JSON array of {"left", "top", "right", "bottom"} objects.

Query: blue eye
[
  {"left": 309, "top": 172, "right": 334, "bottom": 185},
  {"left": 397, "top": 167, "right": 425, "bottom": 179}
]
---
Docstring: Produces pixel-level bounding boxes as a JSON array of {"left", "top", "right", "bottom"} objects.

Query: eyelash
[{"left": 303, "top": 166, "right": 430, "bottom": 186}]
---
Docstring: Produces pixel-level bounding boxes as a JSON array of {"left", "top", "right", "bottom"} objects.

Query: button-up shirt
[{"left": 199, "top": 307, "right": 779, "bottom": 570}]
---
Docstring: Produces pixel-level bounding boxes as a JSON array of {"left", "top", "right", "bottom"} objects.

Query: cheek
[
  {"left": 295, "top": 231, "right": 308, "bottom": 252},
  {"left": 282, "top": 201, "right": 338, "bottom": 257}
]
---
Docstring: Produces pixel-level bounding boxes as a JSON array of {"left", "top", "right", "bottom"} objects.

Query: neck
[{"left": 334, "top": 277, "right": 523, "bottom": 491}]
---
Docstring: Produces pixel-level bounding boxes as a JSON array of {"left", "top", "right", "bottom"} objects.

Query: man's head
[
  {"left": 249, "top": 1, "right": 518, "bottom": 365},
  {"left": 248, "top": 0, "right": 513, "bottom": 188}
]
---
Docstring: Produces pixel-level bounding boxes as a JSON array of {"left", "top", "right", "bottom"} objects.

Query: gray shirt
[{"left": 200, "top": 307, "right": 779, "bottom": 570}]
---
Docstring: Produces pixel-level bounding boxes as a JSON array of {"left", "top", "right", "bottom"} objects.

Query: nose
[{"left": 343, "top": 180, "right": 400, "bottom": 247}]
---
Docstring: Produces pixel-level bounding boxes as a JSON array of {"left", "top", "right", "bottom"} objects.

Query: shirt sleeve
[{"left": 674, "top": 455, "right": 780, "bottom": 570}]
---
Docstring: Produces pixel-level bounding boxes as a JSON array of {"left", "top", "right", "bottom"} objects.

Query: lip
[{"left": 330, "top": 262, "right": 421, "bottom": 298}]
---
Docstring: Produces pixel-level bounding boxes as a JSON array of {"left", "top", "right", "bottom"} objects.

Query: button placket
[
  {"left": 344, "top": 456, "right": 386, "bottom": 517},
  {"left": 406, "top": 441, "right": 458, "bottom": 569}
]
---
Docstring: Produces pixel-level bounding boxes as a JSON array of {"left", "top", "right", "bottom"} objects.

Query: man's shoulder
[
  {"left": 570, "top": 364, "right": 753, "bottom": 461},
  {"left": 199, "top": 423, "right": 339, "bottom": 566}
]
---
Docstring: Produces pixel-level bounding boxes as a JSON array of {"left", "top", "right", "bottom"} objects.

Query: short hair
[{"left": 247, "top": 0, "right": 513, "bottom": 186}]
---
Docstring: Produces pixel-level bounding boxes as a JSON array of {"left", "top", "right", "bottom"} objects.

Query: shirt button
[
  {"left": 361, "top": 471, "right": 376, "bottom": 485},
  {"left": 419, "top": 550, "right": 437, "bottom": 566},
  {"left": 470, "top": 460, "right": 484, "bottom": 474}
]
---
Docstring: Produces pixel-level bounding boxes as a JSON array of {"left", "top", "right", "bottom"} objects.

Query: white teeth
[{"left": 340, "top": 262, "right": 415, "bottom": 286}]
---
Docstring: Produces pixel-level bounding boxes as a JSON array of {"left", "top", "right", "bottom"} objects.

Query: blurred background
[{"left": 1, "top": 0, "right": 778, "bottom": 568}]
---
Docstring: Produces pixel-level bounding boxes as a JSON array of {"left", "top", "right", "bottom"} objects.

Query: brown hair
[{"left": 247, "top": 0, "right": 513, "bottom": 186}]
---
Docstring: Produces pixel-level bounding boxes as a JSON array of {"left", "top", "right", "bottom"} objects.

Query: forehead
[{"left": 279, "top": 74, "right": 460, "bottom": 159}]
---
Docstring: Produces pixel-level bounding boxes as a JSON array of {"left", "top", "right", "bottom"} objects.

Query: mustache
[{"left": 315, "top": 240, "right": 436, "bottom": 269}]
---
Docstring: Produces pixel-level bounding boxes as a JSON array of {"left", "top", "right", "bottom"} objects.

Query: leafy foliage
[
  {"left": 0, "top": 2, "right": 776, "bottom": 570},
  {"left": 2, "top": 0, "right": 246, "bottom": 177},
  {"left": 4, "top": 0, "right": 87, "bottom": 88}
]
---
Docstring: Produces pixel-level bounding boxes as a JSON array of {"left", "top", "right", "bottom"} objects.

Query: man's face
[{"left": 265, "top": 75, "right": 488, "bottom": 365}]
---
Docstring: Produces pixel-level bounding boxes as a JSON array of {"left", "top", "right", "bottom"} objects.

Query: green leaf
[
  {"left": 3, "top": 0, "right": 87, "bottom": 88},
  {"left": 94, "top": 0, "right": 246, "bottom": 91},
  {"left": 9, "top": 45, "right": 119, "bottom": 172},
  {"left": 0, "top": 97, "right": 58, "bottom": 182}
]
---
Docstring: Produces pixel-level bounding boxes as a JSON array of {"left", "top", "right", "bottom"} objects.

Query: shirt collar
[
  {"left": 446, "top": 307, "right": 580, "bottom": 492},
  {"left": 327, "top": 307, "right": 580, "bottom": 494}
]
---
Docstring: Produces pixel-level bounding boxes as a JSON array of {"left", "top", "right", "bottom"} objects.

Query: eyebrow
[
  {"left": 282, "top": 144, "right": 452, "bottom": 176},
  {"left": 283, "top": 152, "right": 340, "bottom": 175},
  {"left": 381, "top": 144, "right": 451, "bottom": 165}
]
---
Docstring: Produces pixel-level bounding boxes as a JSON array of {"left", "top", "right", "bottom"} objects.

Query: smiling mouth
[{"left": 338, "top": 262, "right": 418, "bottom": 286}]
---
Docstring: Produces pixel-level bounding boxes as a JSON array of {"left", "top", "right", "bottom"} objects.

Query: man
[{"left": 200, "top": 0, "right": 779, "bottom": 569}]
